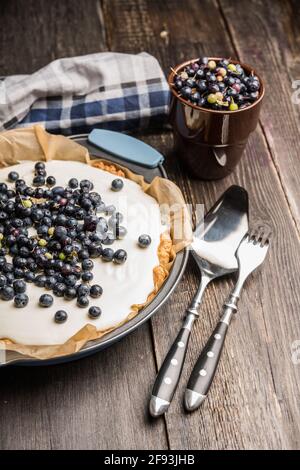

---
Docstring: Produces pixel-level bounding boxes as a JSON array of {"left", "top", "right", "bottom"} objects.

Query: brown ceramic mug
[{"left": 168, "top": 58, "right": 265, "bottom": 180}]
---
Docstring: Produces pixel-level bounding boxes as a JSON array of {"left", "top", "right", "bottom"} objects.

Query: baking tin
[{"left": 1, "top": 134, "right": 189, "bottom": 366}]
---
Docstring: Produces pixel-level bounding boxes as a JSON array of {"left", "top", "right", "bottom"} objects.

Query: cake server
[
  {"left": 184, "top": 228, "right": 270, "bottom": 411},
  {"left": 149, "top": 185, "right": 249, "bottom": 417}
]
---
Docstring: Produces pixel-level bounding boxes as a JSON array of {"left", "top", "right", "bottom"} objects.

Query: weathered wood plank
[
  {"left": 103, "top": 0, "right": 300, "bottom": 449},
  {"left": 0, "top": 0, "right": 107, "bottom": 75},
  {"left": 0, "top": 324, "right": 167, "bottom": 450},
  {"left": 0, "top": 0, "right": 168, "bottom": 451}
]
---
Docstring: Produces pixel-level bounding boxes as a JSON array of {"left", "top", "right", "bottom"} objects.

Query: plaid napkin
[{"left": 0, "top": 52, "right": 170, "bottom": 135}]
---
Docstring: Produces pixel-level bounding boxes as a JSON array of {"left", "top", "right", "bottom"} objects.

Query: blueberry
[
  {"left": 0, "top": 182, "right": 8, "bottom": 193},
  {"left": 82, "top": 259, "right": 94, "bottom": 271},
  {"left": 111, "top": 178, "right": 124, "bottom": 192},
  {"left": 88, "top": 243, "right": 102, "bottom": 258},
  {"left": 208, "top": 83, "right": 220, "bottom": 93},
  {"left": 66, "top": 218, "right": 78, "bottom": 229},
  {"left": 68, "top": 178, "right": 78, "bottom": 189},
  {"left": 39, "top": 294, "right": 53, "bottom": 307},
  {"left": 54, "top": 310, "right": 68, "bottom": 323},
  {"left": 138, "top": 234, "right": 152, "bottom": 248},
  {"left": 64, "top": 287, "right": 77, "bottom": 300},
  {"left": 248, "top": 80, "right": 260, "bottom": 92},
  {"left": 31, "top": 208, "right": 44, "bottom": 222},
  {"left": 80, "top": 179, "right": 93, "bottom": 191},
  {"left": 5, "top": 201, "right": 15, "bottom": 214},
  {"left": 55, "top": 214, "right": 67, "bottom": 226},
  {"left": 77, "top": 296, "right": 89, "bottom": 308},
  {"left": 181, "top": 86, "right": 192, "bottom": 98},
  {"left": 90, "top": 284, "right": 103, "bottom": 298},
  {"left": 186, "top": 66, "right": 195, "bottom": 76},
  {"left": 25, "top": 187, "right": 35, "bottom": 197},
  {"left": 83, "top": 215, "right": 99, "bottom": 232},
  {"left": 174, "top": 78, "right": 183, "bottom": 90},
  {"left": 102, "top": 248, "right": 114, "bottom": 262},
  {"left": 81, "top": 198, "right": 93, "bottom": 211},
  {"left": 8, "top": 171, "right": 19, "bottom": 182},
  {"left": 78, "top": 249, "right": 90, "bottom": 260},
  {"left": 0, "top": 285, "right": 14, "bottom": 300},
  {"left": 190, "top": 90, "right": 201, "bottom": 103},
  {"left": 33, "top": 175, "right": 45, "bottom": 187},
  {"left": 34, "top": 275, "right": 47, "bottom": 288},
  {"left": 45, "top": 276, "right": 57, "bottom": 289},
  {"left": 14, "top": 293, "right": 29, "bottom": 308},
  {"left": 186, "top": 78, "right": 196, "bottom": 88},
  {"left": 102, "top": 233, "right": 115, "bottom": 246},
  {"left": 5, "top": 273, "right": 14, "bottom": 285},
  {"left": 12, "top": 218, "right": 23, "bottom": 228},
  {"left": 35, "top": 162, "right": 45, "bottom": 171},
  {"left": 35, "top": 187, "right": 44, "bottom": 198},
  {"left": 24, "top": 271, "right": 35, "bottom": 283},
  {"left": 249, "top": 91, "right": 259, "bottom": 101},
  {"left": 77, "top": 284, "right": 90, "bottom": 297},
  {"left": 3, "top": 262, "right": 14, "bottom": 274},
  {"left": 53, "top": 283, "right": 66, "bottom": 297},
  {"left": 54, "top": 226, "right": 68, "bottom": 239},
  {"left": 37, "top": 225, "right": 49, "bottom": 237},
  {"left": 113, "top": 249, "right": 127, "bottom": 264},
  {"left": 14, "top": 268, "right": 25, "bottom": 279},
  {"left": 75, "top": 208, "right": 86, "bottom": 220},
  {"left": 42, "top": 216, "right": 52, "bottom": 227},
  {"left": 61, "top": 264, "right": 73, "bottom": 276},
  {"left": 226, "top": 88, "right": 237, "bottom": 97},
  {"left": 15, "top": 179, "right": 25, "bottom": 187},
  {"left": 63, "top": 245, "right": 73, "bottom": 256},
  {"left": 88, "top": 306, "right": 102, "bottom": 319},
  {"left": 195, "top": 68, "right": 205, "bottom": 79},
  {"left": 207, "top": 74, "right": 217, "bottom": 84},
  {"left": 46, "top": 176, "right": 56, "bottom": 187},
  {"left": 224, "top": 76, "right": 235, "bottom": 86},
  {"left": 36, "top": 168, "right": 46, "bottom": 177},
  {"left": 236, "top": 94, "right": 245, "bottom": 105},
  {"left": 0, "top": 211, "right": 8, "bottom": 221},
  {"left": 89, "top": 233, "right": 101, "bottom": 244},
  {"left": 82, "top": 271, "right": 93, "bottom": 282},
  {"left": 0, "top": 275, "right": 7, "bottom": 288},
  {"left": 7, "top": 189, "right": 16, "bottom": 199},
  {"left": 13, "top": 279, "right": 26, "bottom": 294}
]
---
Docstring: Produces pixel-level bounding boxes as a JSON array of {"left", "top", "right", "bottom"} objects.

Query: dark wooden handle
[
  {"left": 150, "top": 322, "right": 192, "bottom": 416},
  {"left": 185, "top": 320, "right": 229, "bottom": 411}
]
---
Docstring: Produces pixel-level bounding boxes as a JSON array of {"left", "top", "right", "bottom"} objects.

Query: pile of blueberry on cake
[
  {"left": 0, "top": 161, "right": 152, "bottom": 327},
  {"left": 172, "top": 57, "right": 261, "bottom": 110}
]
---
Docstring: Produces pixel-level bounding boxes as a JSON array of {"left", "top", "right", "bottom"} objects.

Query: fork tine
[
  {"left": 248, "top": 225, "right": 272, "bottom": 247},
  {"left": 260, "top": 230, "right": 271, "bottom": 247},
  {"left": 249, "top": 226, "right": 261, "bottom": 243}
]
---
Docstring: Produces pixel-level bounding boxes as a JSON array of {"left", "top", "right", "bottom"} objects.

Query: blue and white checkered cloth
[{"left": 0, "top": 52, "right": 170, "bottom": 135}]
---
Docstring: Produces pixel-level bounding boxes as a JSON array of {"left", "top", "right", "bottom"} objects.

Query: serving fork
[
  {"left": 149, "top": 186, "right": 248, "bottom": 417},
  {"left": 184, "top": 227, "right": 271, "bottom": 411}
]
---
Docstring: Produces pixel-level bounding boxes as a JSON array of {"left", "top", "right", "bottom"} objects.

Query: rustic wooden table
[{"left": 0, "top": 0, "right": 300, "bottom": 450}]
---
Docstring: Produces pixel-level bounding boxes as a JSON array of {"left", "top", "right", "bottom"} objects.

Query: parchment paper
[{"left": 0, "top": 126, "right": 192, "bottom": 360}]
